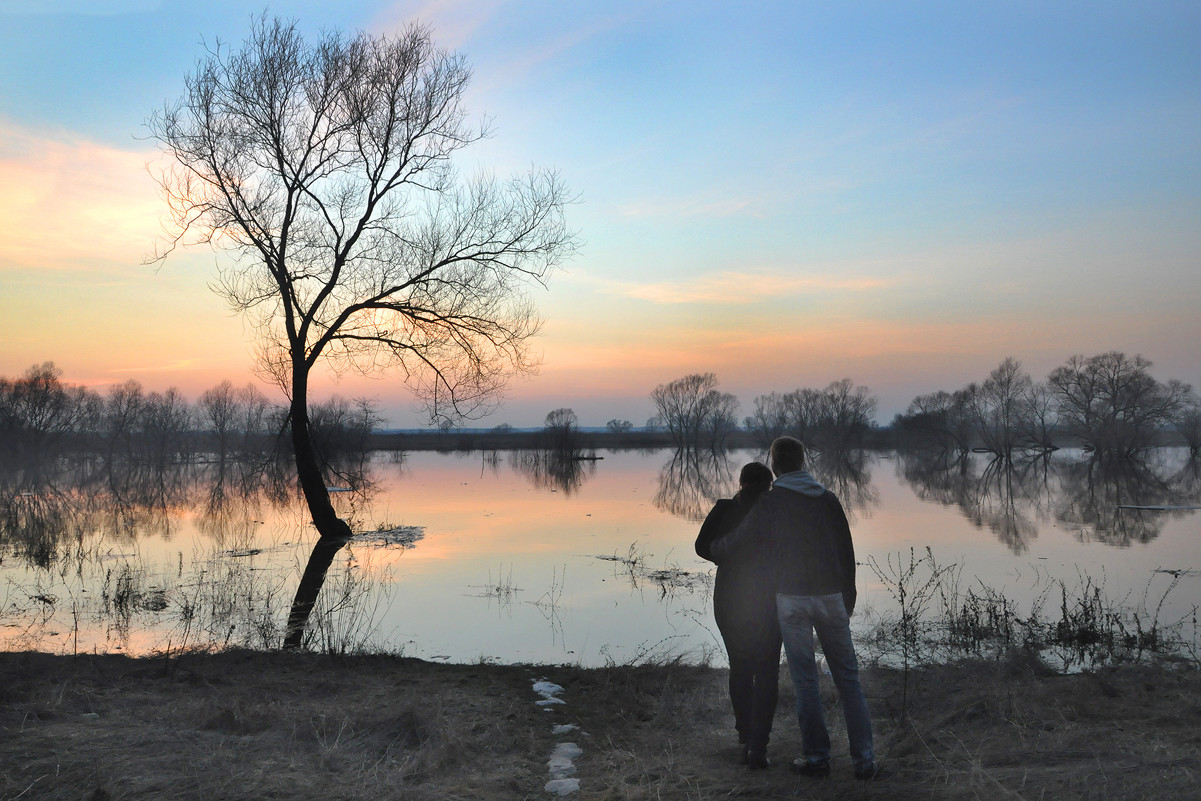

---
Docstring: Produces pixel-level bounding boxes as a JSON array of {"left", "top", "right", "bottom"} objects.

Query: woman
[{"left": 695, "top": 461, "right": 781, "bottom": 769}]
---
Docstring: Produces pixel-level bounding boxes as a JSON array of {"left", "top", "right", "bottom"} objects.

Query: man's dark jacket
[{"left": 711, "top": 477, "right": 857, "bottom": 615}]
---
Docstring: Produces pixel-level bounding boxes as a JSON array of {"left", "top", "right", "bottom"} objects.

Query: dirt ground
[{"left": 1, "top": 649, "right": 1198, "bottom": 800}]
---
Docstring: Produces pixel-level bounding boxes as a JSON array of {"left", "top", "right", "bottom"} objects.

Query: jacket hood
[{"left": 773, "top": 470, "right": 826, "bottom": 497}]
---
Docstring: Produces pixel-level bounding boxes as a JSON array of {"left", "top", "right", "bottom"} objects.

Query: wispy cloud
[
  {"left": 475, "top": 13, "right": 630, "bottom": 93},
  {"left": 373, "top": 2, "right": 632, "bottom": 94},
  {"left": 0, "top": 119, "right": 164, "bottom": 271},
  {"left": 573, "top": 268, "right": 897, "bottom": 305},
  {"left": 616, "top": 194, "right": 763, "bottom": 220},
  {"left": 370, "top": 0, "right": 506, "bottom": 50}
]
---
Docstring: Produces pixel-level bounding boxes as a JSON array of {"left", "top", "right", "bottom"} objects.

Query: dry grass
[{"left": 1, "top": 650, "right": 1198, "bottom": 800}]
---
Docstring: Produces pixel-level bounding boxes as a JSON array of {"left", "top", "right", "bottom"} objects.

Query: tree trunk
[{"left": 283, "top": 373, "right": 354, "bottom": 648}]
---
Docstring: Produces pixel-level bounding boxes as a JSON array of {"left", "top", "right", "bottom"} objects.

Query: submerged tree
[
  {"left": 650, "top": 373, "right": 739, "bottom": 451},
  {"left": 543, "top": 407, "right": 579, "bottom": 451},
  {"left": 149, "top": 16, "right": 575, "bottom": 646},
  {"left": 965, "top": 357, "right": 1033, "bottom": 458},
  {"left": 1048, "top": 352, "right": 1190, "bottom": 456}
]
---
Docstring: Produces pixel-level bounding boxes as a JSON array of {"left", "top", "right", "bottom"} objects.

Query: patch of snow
[
  {"left": 548, "top": 742, "right": 582, "bottom": 776},
  {"left": 544, "top": 778, "right": 580, "bottom": 796},
  {"left": 532, "top": 679, "right": 564, "bottom": 697},
  {"left": 533, "top": 678, "right": 582, "bottom": 796}
]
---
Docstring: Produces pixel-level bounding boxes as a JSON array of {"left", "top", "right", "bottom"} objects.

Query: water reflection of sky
[{"left": 1, "top": 449, "right": 1198, "bottom": 665}]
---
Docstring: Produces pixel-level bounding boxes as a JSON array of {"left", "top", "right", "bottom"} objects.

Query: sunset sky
[{"left": 2, "top": 1, "right": 1198, "bottom": 428}]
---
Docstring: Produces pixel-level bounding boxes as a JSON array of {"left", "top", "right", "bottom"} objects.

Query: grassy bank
[{"left": 2, "top": 649, "right": 1198, "bottom": 800}]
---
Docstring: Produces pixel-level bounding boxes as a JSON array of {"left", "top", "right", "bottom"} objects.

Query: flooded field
[{"left": 2, "top": 448, "right": 1198, "bottom": 666}]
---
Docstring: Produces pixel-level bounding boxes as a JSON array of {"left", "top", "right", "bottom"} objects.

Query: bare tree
[
  {"left": 543, "top": 407, "right": 579, "bottom": 450},
  {"left": 894, "top": 388, "right": 974, "bottom": 454},
  {"left": 605, "top": 418, "right": 633, "bottom": 434},
  {"left": 1047, "top": 352, "right": 1190, "bottom": 456},
  {"left": 200, "top": 380, "right": 241, "bottom": 460},
  {"left": 966, "top": 358, "right": 1033, "bottom": 457},
  {"left": 1018, "top": 381, "right": 1059, "bottom": 452},
  {"left": 0, "top": 363, "right": 96, "bottom": 458},
  {"left": 650, "top": 373, "right": 739, "bottom": 451},
  {"left": 783, "top": 387, "right": 826, "bottom": 446},
  {"left": 812, "top": 378, "right": 877, "bottom": 453},
  {"left": 102, "top": 380, "right": 146, "bottom": 462},
  {"left": 140, "top": 387, "right": 195, "bottom": 468},
  {"left": 149, "top": 16, "right": 575, "bottom": 646},
  {"left": 236, "top": 383, "right": 278, "bottom": 457},
  {"left": 745, "top": 391, "right": 788, "bottom": 448}
]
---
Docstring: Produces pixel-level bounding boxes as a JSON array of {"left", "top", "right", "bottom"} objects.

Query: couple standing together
[{"left": 694, "top": 436, "right": 878, "bottom": 779}]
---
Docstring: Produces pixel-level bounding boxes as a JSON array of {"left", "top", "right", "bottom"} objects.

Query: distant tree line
[
  {"left": 0, "top": 362, "right": 380, "bottom": 469},
  {"left": 5, "top": 351, "right": 1197, "bottom": 465},
  {"left": 893, "top": 353, "right": 1199, "bottom": 458},
  {"left": 744, "top": 378, "right": 878, "bottom": 454},
  {"left": 654, "top": 351, "right": 1197, "bottom": 459}
]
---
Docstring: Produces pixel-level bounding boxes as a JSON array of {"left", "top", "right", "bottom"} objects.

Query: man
[{"left": 712, "top": 436, "right": 877, "bottom": 779}]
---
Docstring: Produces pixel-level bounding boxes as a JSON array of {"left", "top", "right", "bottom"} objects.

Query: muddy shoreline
[{"left": 2, "top": 649, "right": 1198, "bottom": 800}]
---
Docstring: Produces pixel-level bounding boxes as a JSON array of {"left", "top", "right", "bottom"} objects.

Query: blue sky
[{"left": 1, "top": 1, "right": 1198, "bottom": 427}]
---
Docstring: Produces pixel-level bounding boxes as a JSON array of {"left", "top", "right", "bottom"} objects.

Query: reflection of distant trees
[
  {"left": 900, "top": 448, "right": 1198, "bottom": 551},
  {"left": 653, "top": 447, "right": 880, "bottom": 524},
  {"left": 653, "top": 449, "right": 736, "bottom": 522},
  {"left": 1168, "top": 456, "right": 1201, "bottom": 499},
  {"left": 0, "top": 486, "right": 77, "bottom": 569},
  {"left": 1054, "top": 454, "right": 1191, "bottom": 547},
  {"left": 809, "top": 449, "right": 879, "bottom": 520},
  {"left": 509, "top": 449, "right": 597, "bottom": 495},
  {"left": 0, "top": 453, "right": 331, "bottom": 568},
  {"left": 898, "top": 452, "right": 1049, "bottom": 553}
]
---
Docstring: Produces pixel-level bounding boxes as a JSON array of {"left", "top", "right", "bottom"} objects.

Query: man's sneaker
[
  {"left": 789, "top": 758, "right": 830, "bottom": 778},
  {"left": 853, "top": 762, "right": 884, "bottom": 780}
]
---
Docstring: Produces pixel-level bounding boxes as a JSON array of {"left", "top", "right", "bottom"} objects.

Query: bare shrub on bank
[{"left": 863, "top": 548, "right": 1200, "bottom": 674}]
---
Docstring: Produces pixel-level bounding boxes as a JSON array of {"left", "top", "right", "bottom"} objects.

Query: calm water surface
[{"left": 2, "top": 448, "right": 1198, "bottom": 665}]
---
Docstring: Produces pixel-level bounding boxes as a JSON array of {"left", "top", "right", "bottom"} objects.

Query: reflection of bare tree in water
[
  {"left": 0, "top": 484, "right": 76, "bottom": 569},
  {"left": 480, "top": 450, "right": 503, "bottom": 478},
  {"left": 971, "top": 458, "right": 1042, "bottom": 553},
  {"left": 809, "top": 449, "right": 878, "bottom": 520},
  {"left": 1167, "top": 454, "right": 1201, "bottom": 500},
  {"left": 898, "top": 452, "right": 1048, "bottom": 553},
  {"left": 1055, "top": 455, "right": 1191, "bottom": 546},
  {"left": 508, "top": 449, "right": 597, "bottom": 495},
  {"left": 0, "top": 447, "right": 412, "bottom": 651},
  {"left": 0, "top": 455, "right": 308, "bottom": 569},
  {"left": 282, "top": 468, "right": 383, "bottom": 649},
  {"left": 653, "top": 449, "right": 736, "bottom": 522}
]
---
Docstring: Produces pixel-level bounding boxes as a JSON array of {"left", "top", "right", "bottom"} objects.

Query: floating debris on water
[{"left": 351, "top": 525, "right": 425, "bottom": 548}]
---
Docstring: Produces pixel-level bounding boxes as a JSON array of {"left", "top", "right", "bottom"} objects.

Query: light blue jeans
[{"left": 777, "top": 592, "right": 874, "bottom": 770}]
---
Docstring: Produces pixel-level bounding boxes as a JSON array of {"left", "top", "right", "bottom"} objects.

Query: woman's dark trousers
[{"left": 715, "top": 577, "right": 781, "bottom": 754}]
